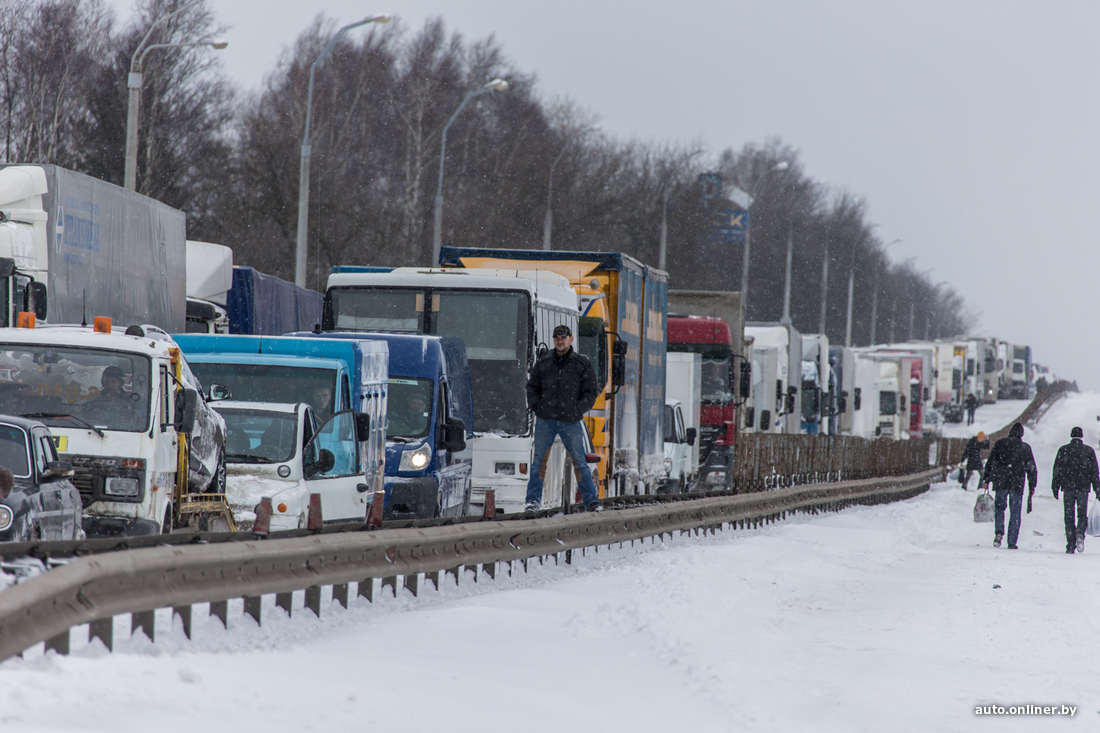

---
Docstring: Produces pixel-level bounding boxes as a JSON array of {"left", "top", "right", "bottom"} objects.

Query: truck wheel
[{"left": 207, "top": 450, "right": 227, "bottom": 494}]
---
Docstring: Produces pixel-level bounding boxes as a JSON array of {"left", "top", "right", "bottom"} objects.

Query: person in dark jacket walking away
[
  {"left": 965, "top": 393, "right": 979, "bottom": 426},
  {"left": 1051, "top": 426, "right": 1100, "bottom": 554},
  {"left": 980, "top": 422, "right": 1037, "bottom": 549},
  {"left": 959, "top": 431, "right": 989, "bottom": 490},
  {"left": 525, "top": 325, "right": 601, "bottom": 513}
]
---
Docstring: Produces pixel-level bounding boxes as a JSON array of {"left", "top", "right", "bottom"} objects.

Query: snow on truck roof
[{"left": 327, "top": 267, "right": 579, "bottom": 311}]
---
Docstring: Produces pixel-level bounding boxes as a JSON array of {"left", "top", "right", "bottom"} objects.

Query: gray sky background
[{"left": 109, "top": 1, "right": 1100, "bottom": 388}]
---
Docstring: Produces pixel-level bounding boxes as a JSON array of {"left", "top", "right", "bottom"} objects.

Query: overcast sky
[{"left": 109, "top": 0, "right": 1100, "bottom": 389}]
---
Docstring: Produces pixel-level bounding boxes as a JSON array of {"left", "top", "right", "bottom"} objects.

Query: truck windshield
[
  {"left": 432, "top": 290, "right": 528, "bottom": 435},
  {"left": 189, "top": 364, "right": 338, "bottom": 420},
  {"left": 330, "top": 288, "right": 423, "bottom": 331},
  {"left": 0, "top": 345, "right": 152, "bottom": 432},
  {"left": 388, "top": 377, "right": 434, "bottom": 440},
  {"left": 217, "top": 408, "right": 299, "bottom": 464},
  {"left": 701, "top": 356, "right": 732, "bottom": 405}
]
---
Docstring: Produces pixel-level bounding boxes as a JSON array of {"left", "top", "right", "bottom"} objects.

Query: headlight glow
[{"left": 399, "top": 444, "right": 432, "bottom": 472}]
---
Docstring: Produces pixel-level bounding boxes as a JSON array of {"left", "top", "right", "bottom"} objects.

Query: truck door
[
  {"left": 437, "top": 380, "right": 471, "bottom": 515},
  {"left": 29, "top": 428, "right": 66, "bottom": 538},
  {"left": 304, "top": 409, "right": 368, "bottom": 522}
]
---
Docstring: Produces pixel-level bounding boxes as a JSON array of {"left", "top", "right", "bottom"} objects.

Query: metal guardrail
[{"left": 0, "top": 466, "right": 944, "bottom": 662}]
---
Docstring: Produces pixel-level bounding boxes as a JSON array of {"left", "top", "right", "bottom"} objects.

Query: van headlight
[
  {"left": 399, "top": 444, "right": 432, "bottom": 471},
  {"left": 0, "top": 505, "right": 12, "bottom": 531},
  {"left": 105, "top": 477, "right": 140, "bottom": 497}
]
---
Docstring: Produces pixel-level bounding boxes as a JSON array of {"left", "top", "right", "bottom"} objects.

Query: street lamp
[
  {"left": 294, "top": 14, "right": 391, "bottom": 288},
  {"left": 543, "top": 123, "right": 599, "bottom": 251},
  {"left": 868, "top": 238, "right": 900, "bottom": 345},
  {"left": 741, "top": 160, "right": 788, "bottom": 312},
  {"left": 844, "top": 247, "right": 855, "bottom": 347},
  {"left": 124, "top": 0, "right": 227, "bottom": 192},
  {"left": 431, "top": 78, "right": 509, "bottom": 266},
  {"left": 657, "top": 148, "right": 706, "bottom": 271}
]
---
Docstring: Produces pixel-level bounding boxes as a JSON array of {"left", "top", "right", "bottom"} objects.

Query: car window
[{"left": 0, "top": 424, "right": 31, "bottom": 477}]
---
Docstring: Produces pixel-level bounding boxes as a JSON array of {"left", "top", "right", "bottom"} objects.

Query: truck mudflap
[
  {"left": 385, "top": 477, "right": 440, "bottom": 520},
  {"left": 695, "top": 446, "right": 735, "bottom": 492},
  {"left": 83, "top": 514, "right": 161, "bottom": 537}
]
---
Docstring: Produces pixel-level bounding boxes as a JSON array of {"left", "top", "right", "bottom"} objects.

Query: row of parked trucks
[{"left": 0, "top": 163, "right": 1037, "bottom": 541}]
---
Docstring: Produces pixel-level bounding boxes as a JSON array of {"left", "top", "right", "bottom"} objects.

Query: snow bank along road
[{"left": 2, "top": 394, "right": 1098, "bottom": 732}]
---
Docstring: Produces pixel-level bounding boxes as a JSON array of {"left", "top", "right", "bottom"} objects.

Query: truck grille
[{"left": 70, "top": 467, "right": 98, "bottom": 507}]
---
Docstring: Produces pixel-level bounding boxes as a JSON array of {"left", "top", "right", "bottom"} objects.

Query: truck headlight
[
  {"left": 399, "top": 444, "right": 432, "bottom": 471},
  {"left": 105, "top": 477, "right": 140, "bottom": 497},
  {"left": 0, "top": 505, "right": 12, "bottom": 531}
]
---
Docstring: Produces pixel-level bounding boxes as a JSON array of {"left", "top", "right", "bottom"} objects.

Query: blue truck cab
[
  {"left": 287, "top": 331, "right": 473, "bottom": 520},
  {"left": 171, "top": 334, "right": 389, "bottom": 505}
]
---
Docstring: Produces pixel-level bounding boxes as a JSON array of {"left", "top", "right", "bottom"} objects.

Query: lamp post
[
  {"left": 124, "top": 0, "right": 226, "bottom": 192},
  {"left": 781, "top": 218, "right": 795, "bottom": 325},
  {"left": 543, "top": 123, "right": 598, "bottom": 251},
  {"left": 818, "top": 224, "right": 830, "bottom": 334},
  {"left": 867, "top": 238, "right": 900, "bottom": 345},
  {"left": 741, "top": 160, "right": 788, "bottom": 311},
  {"left": 294, "top": 14, "right": 391, "bottom": 288},
  {"left": 431, "top": 78, "right": 509, "bottom": 266},
  {"left": 844, "top": 248, "right": 855, "bottom": 347}
]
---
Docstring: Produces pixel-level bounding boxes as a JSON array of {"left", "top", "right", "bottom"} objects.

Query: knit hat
[
  {"left": 1071, "top": 426, "right": 1084, "bottom": 438},
  {"left": 1009, "top": 422, "right": 1024, "bottom": 438}
]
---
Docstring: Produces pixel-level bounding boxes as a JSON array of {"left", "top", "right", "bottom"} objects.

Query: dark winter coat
[
  {"left": 526, "top": 346, "right": 599, "bottom": 424},
  {"left": 965, "top": 394, "right": 978, "bottom": 411},
  {"left": 962, "top": 437, "right": 989, "bottom": 469},
  {"left": 983, "top": 430, "right": 1037, "bottom": 494},
  {"left": 1051, "top": 438, "right": 1100, "bottom": 495}
]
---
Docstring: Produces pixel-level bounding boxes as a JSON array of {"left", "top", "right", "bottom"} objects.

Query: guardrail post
[
  {"left": 173, "top": 605, "right": 192, "bottom": 639},
  {"left": 44, "top": 629, "right": 70, "bottom": 656},
  {"left": 210, "top": 600, "right": 228, "bottom": 629},
  {"left": 332, "top": 583, "right": 349, "bottom": 608},
  {"left": 426, "top": 571, "right": 440, "bottom": 589},
  {"left": 244, "top": 596, "right": 262, "bottom": 625},
  {"left": 89, "top": 617, "right": 113, "bottom": 651},
  {"left": 464, "top": 564, "right": 479, "bottom": 581},
  {"left": 482, "top": 562, "right": 496, "bottom": 579},
  {"left": 305, "top": 586, "right": 322, "bottom": 617},
  {"left": 358, "top": 578, "right": 374, "bottom": 603},
  {"left": 382, "top": 576, "right": 398, "bottom": 596},
  {"left": 276, "top": 592, "right": 293, "bottom": 617},
  {"left": 447, "top": 566, "right": 461, "bottom": 585},
  {"left": 404, "top": 573, "right": 419, "bottom": 597},
  {"left": 132, "top": 610, "right": 155, "bottom": 641}
]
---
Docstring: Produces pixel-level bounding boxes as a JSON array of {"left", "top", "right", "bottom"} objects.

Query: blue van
[{"left": 288, "top": 331, "right": 473, "bottom": 519}]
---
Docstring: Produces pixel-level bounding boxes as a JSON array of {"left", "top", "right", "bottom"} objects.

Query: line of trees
[{"left": 0, "top": 0, "right": 973, "bottom": 344}]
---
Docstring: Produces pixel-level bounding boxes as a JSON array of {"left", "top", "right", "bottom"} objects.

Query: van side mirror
[
  {"left": 611, "top": 339, "right": 627, "bottom": 388},
  {"left": 440, "top": 417, "right": 466, "bottom": 452},
  {"left": 29, "top": 281, "right": 47, "bottom": 320},
  {"left": 354, "top": 412, "right": 371, "bottom": 442},
  {"left": 685, "top": 427, "right": 696, "bottom": 446},
  {"left": 311, "top": 448, "right": 335, "bottom": 476},
  {"left": 41, "top": 460, "right": 73, "bottom": 482},
  {"left": 760, "top": 409, "right": 771, "bottom": 431},
  {"left": 175, "top": 388, "right": 198, "bottom": 434}
]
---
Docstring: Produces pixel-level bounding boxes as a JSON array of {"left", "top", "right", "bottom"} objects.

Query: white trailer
[{"left": 664, "top": 352, "right": 701, "bottom": 490}]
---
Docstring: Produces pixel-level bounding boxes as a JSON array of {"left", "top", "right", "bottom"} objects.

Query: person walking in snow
[
  {"left": 958, "top": 431, "right": 989, "bottom": 490},
  {"left": 965, "top": 393, "right": 979, "bottom": 426},
  {"left": 1051, "top": 426, "right": 1100, "bottom": 554},
  {"left": 980, "top": 422, "right": 1037, "bottom": 549}
]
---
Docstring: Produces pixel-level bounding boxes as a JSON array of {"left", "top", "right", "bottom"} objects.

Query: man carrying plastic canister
[
  {"left": 524, "top": 325, "right": 601, "bottom": 513},
  {"left": 980, "top": 422, "right": 1037, "bottom": 549},
  {"left": 1051, "top": 426, "right": 1100, "bottom": 554}
]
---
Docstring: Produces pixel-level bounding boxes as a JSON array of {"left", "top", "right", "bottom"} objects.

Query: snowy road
[{"left": 3, "top": 393, "right": 1099, "bottom": 732}]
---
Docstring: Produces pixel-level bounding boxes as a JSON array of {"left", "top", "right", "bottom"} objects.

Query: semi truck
[
  {"left": 322, "top": 264, "right": 581, "bottom": 512},
  {"left": 745, "top": 322, "right": 802, "bottom": 434},
  {"left": 435, "top": 247, "right": 670, "bottom": 497},
  {"left": 0, "top": 164, "right": 186, "bottom": 332}
]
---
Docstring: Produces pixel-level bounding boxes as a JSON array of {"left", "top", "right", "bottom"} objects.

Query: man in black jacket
[
  {"left": 980, "top": 422, "right": 1037, "bottom": 549},
  {"left": 1051, "top": 426, "right": 1100, "bottom": 554},
  {"left": 958, "top": 431, "right": 989, "bottom": 490},
  {"left": 524, "top": 325, "right": 601, "bottom": 513}
]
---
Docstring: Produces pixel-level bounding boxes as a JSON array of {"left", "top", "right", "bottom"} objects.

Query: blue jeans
[
  {"left": 525, "top": 418, "right": 599, "bottom": 507},
  {"left": 994, "top": 489, "right": 1023, "bottom": 546}
]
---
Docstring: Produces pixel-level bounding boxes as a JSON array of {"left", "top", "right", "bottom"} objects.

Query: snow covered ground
[
  {"left": 2, "top": 393, "right": 1099, "bottom": 732},
  {"left": 941, "top": 397, "right": 1031, "bottom": 441}
]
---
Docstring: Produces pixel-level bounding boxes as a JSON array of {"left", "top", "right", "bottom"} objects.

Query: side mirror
[
  {"left": 739, "top": 361, "right": 751, "bottom": 400},
  {"left": 207, "top": 383, "right": 231, "bottom": 401},
  {"left": 611, "top": 339, "right": 627, "bottom": 388},
  {"left": 175, "top": 388, "right": 198, "bottom": 434},
  {"left": 760, "top": 409, "right": 771, "bottom": 431},
  {"left": 0, "top": 257, "right": 14, "bottom": 278},
  {"left": 838, "top": 391, "right": 848, "bottom": 414},
  {"left": 41, "top": 460, "right": 73, "bottom": 482},
  {"left": 354, "top": 412, "right": 371, "bottom": 442},
  {"left": 784, "top": 387, "right": 796, "bottom": 415},
  {"left": 29, "top": 281, "right": 47, "bottom": 321},
  {"left": 853, "top": 387, "right": 862, "bottom": 411},
  {"left": 685, "top": 427, "right": 697, "bottom": 446},
  {"left": 743, "top": 406, "right": 754, "bottom": 428},
  {"left": 313, "top": 448, "right": 336, "bottom": 475},
  {"left": 440, "top": 417, "right": 466, "bottom": 452}
]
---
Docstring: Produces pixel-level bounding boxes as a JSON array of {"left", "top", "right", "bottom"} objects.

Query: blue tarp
[{"left": 226, "top": 267, "right": 323, "bottom": 335}]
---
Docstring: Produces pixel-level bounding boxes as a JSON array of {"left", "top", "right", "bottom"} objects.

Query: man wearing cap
[
  {"left": 524, "top": 324, "right": 601, "bottom": 513},
  {"left": 980, "top": 422, "right": 1037, "bottom": 549},
  {"left": 1051, "top": 426, "right": 1100, "bottom": 554},
  {"left": 958, "top": 431, "right": 989, "bottom": 490}
]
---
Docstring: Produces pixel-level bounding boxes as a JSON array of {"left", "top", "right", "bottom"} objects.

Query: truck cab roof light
[
  {"left": 94, "top": 316, "right": 112, "bottom": 333},
  {"left": 16, "top": 312, "right": 35, "bottom": 328}
]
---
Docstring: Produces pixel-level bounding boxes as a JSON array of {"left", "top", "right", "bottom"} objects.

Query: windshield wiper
[
  {"left": 21, "top": 412, "right": 105, "bottom": 438},
  {"left": 226, "top": 454, "right": 271, "bottom": 464}
]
